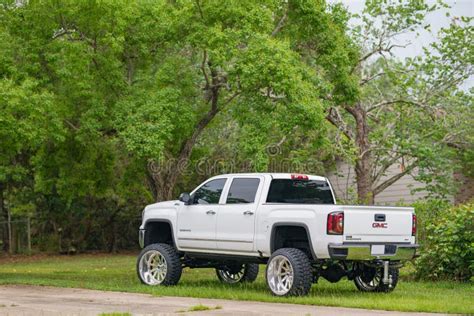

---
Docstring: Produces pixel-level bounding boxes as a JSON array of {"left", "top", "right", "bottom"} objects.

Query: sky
[{"left": 329, "top": 0, "right": 474, "bottom": 59}]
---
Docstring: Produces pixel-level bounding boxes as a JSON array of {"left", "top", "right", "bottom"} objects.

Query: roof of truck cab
[{"left": 209, "top": 173, "right": 328, "bottom": 181}]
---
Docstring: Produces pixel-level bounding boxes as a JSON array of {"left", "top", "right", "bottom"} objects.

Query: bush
[
  {"left": 414, "top": 201, "right": 473, "bottom": 281},
  {"left": 412, "top": 199, "right": 451, "bottom": 247}
]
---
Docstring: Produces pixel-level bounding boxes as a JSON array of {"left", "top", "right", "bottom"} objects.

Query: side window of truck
[
  {"left": 226, "top": 178, "right": 260, "bottom": 204},
  {"left": 193, "top": 178, "right": 226, "bottom": 205}
]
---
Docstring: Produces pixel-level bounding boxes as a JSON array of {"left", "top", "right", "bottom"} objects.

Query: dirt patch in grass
[{"left": 176, "top": 304, "right": 222, "bottom": 313}]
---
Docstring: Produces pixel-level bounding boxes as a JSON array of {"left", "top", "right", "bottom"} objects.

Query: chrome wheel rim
[
  {"left": 139, "top": 250, "right": 167, "bottom": 285},
  {"left": 217, "top": 266, "right": 245, "bottom": 283},
  {"left": 267, "top": 255, "right": 294, "bottom": 295},
  {"left": 356, "top": 269, "right": 381, "bottom": 290}
]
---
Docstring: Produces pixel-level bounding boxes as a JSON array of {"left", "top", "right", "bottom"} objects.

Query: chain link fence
[
  {"left": 1, "top": 215, "right": 142, "bottom": 254},
  {"left": 0, "top": 218, "right": 31, "bottom": 254}
]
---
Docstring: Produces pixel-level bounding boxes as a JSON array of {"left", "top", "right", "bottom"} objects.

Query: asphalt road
[{"left": 0, "top": 285, "right": 449, "bottom": 316}]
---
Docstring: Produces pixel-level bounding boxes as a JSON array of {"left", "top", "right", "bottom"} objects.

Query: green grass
[{"left": 0, "top": 254, "right": 472, "bottom": 314}]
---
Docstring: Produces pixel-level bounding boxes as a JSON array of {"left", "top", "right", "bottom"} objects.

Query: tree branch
[
  {"left": 167, "top": 98, "right": 220, "bottom": 195},
  {"left": 360, "top": 71, "right": 386, "bottom": 85},
  {"left": 271, "top": 7, "right": 288, "bottom": 37},
  {"left": 371, "top": 153, "right": 403, "bottom": 184},
  {"left": 326, "top": 107, "right": 354, "bottom": 140},
  {"left": 343, "top": 104, "right": 358, "bottom": 118},
  {"left": 367, "top": 99, "right": 438, "bottom": 121},
  {"left": 373, "top": 162, "right": 417, "bottom": 196},
  {"left": 166, "top": 62, "right": 231, "bottom": 192},
  {"left": 352, "top": 35, "right": 408, "bottom": 74},
  {"left": 367, "top": 100, "right": 401, "bottom": 112},
  {"left": 201, "top": 50, "right": 210, "bottom": 89},
  {"left": 195, "top": 0, "right": 204, "bottom": 19},
  {"left": 64, "top": 119, "right": 79, "bottom": 131},
  {"left": 223, "top": 91, "right": 240, "bottom": 106}
]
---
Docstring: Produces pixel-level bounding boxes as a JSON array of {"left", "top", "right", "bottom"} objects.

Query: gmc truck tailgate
[{"left": 341, "top": 206, "right": 414, "bottom": 244}]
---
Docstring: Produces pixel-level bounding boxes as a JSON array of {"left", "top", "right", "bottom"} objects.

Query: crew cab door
[
  {"left": 216, "top": 176, "right": 263, "bottom": 252},
  {"left": 177, "top": 178, "right": 227, "bottom": 250}
]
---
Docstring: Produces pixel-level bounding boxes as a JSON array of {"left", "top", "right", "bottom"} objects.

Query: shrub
[
  {"left": 414, "top": 201, "right": 473, "bottom": 281},
  {"left": 412, "top": 199, "right": 450, "bottom": 247}
]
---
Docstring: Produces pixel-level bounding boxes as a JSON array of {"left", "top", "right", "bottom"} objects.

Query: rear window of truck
[{"left": 266, "top": 179, "right": 334, "bottom": 204}]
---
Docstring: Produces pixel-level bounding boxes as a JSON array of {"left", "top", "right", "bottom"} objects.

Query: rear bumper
[
  {"left": 328, "top": 243, "right": 419, "bottom": 261},
  {"left": 139, "top": 229, "right": 145, "bottom": 248}
]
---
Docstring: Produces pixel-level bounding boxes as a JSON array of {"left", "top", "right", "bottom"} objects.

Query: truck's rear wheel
[
  {"left": 137, "top": 243, "right": 182, "bottom": 286},
  {"left": 354, "top": 265, "right": 399, "bottom": 293},
  {"left": 216, "top": 263, "right": 259, "bottom": 284},
  {"left": 266, "top": 248, "right": 312, "bottom": 296}
]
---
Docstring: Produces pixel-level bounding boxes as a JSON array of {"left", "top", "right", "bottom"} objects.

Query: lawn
[{"left": 0, "top": 253, "right": 472, "bottom": 314}]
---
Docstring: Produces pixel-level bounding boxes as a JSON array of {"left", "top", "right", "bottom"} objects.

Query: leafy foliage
[
  {"left": 415, "top": 201, "right": 474, "bottom": 281},
  {"left": 0, "top": 0, "right": 152, "bottom": 251},
  {"left": 0, "top": 0, "right": 356, "bottom": 251},
  {"left": 327, "top": 0, "right": 473, "bottom": 202},
  {"left": 411, "top": 199, "right": 450, "bottom": 247}
]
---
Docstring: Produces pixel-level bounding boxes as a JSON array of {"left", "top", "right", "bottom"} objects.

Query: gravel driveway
[{"left": 0, "top": 285, "right": 448, "bottom": 316}]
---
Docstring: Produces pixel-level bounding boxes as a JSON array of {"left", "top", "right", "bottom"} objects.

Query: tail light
[
  {"left": 327, "top": 211, "right": 344, "bottom": 235},
  {"left": 412, "top": 214, "right": 417, "bottom": 236}
]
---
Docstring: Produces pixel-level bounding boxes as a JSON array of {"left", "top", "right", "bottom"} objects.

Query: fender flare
[
  {"left": 143, "top": 219, "right": 177, "bottom": 247},
  {"left": 269, "top": 222, "right": 317, "bottom": 260}
]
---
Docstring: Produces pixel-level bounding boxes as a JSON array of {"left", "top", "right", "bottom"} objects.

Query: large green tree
[
  {"left": 326, "top": 0, "right": 473, "bottom": 203},
  {"left": 0, "top": 0, "right": 357, "bottom": 251},
  {"left": 116, "top": 0, "right": 357, "bottom": 201},
  {"left": 0, "top": 1, "right": 151, "bottom": 251}
]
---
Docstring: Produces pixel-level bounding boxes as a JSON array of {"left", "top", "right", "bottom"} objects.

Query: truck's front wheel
[
  {"left": 137, "top": 243, "right": 182, "bottom": 286},
  {"left": 354, "top": 265, "right": 399, "bottom": 293},
  {"left": 216, "top": 263, "right": 259, "bottom": 284},
  {"left": 266, "top": 248, "right": 312, "bottom": 296}
]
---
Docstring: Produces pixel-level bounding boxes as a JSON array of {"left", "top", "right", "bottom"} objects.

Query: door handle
[
  {"left": 206, "top": 210, "right": 216, "bottom": 215},
  {"left": 243, "top": 211, "right": 254, "bottom": 216}
]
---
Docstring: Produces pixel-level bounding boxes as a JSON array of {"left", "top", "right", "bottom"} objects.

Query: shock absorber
[{"left": 382, "top": 260, "right": 392, "bottom": 285}]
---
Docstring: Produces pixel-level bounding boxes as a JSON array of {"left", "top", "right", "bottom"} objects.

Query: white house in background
[{"left": 326, "top": 160, "right": 435, "bottom": 205}]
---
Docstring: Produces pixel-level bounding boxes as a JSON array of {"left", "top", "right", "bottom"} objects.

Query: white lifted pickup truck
[{"left": 137, "top": 173, "right": 418, "bottom": 296}]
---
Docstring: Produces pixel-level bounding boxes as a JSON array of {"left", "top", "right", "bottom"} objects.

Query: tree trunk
[
  {"left": 147, "top": 164, "right": 179, "bottom": 202},
  {"left": 155, "top": 174, "right": 177, "bottom": 202},
  {"left": 355, "top": 159, "right": 373, "bottom": 204},
  {"left": 352, "top": 104, "right": 374, "bottom": 205},
  {"left": 0, "top": 183, "right": 10, "bottom": 252}
]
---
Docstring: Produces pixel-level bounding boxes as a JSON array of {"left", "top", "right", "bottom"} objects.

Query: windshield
[{"left": 266, "top": 179, "right": 334, "bottom": 204}]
